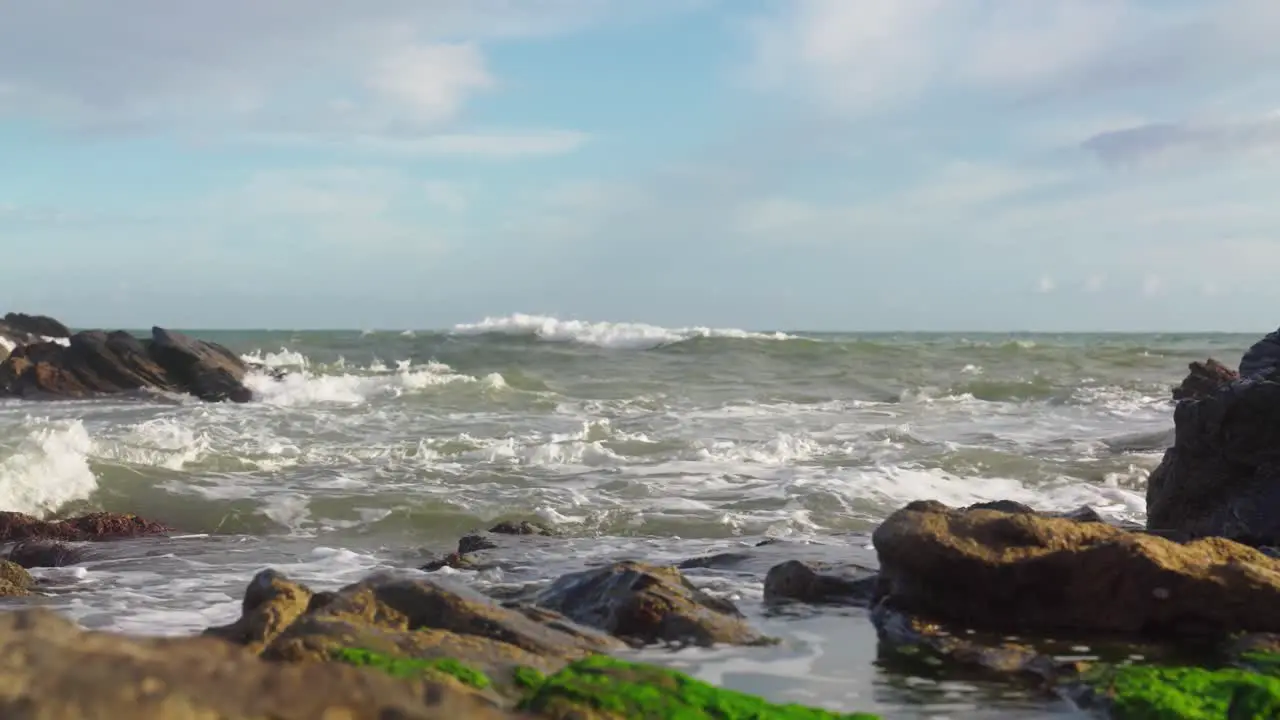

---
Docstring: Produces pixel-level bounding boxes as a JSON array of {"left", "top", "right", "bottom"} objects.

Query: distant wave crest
[{"left": 450, "top": 313, "right": 795, "bottom": 350}]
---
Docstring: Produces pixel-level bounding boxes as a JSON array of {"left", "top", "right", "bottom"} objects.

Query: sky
[{"left": 3, "top": 0, "right": 1280, "bottom": 332}]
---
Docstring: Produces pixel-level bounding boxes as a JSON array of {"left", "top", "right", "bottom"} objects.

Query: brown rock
[
  {"left": 763, "top": 560, "right": 880, "bottom": 606},
  {"left": 0, "top": 327, "right": 251, "bottom": 403},
  {"left": 534, "top": 561, "right": 772, "bottom": 647},
  {"left": 1172, "top": 358, "right": 1239, "bottom": 401},
  {"left": 873, "top": 500, "right": 1280, "bottom": 637},
  {"left": 0, "top": 560, "right": 34, "bottom": 596},
  {"left": 208, "top": 569, "right": 621, "bottom": 699},
  {"left": 0, "top": 608, "right": 517, "bottom": 720},
  {"left": 0, "top": 512, "right": 168, "bottom": 543}
]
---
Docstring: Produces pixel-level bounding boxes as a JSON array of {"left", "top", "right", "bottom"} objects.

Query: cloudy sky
[{"left": 3, "top": 0, "right": 1279, "bottom": 331}]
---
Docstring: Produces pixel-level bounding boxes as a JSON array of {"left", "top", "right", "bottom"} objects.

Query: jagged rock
[
  {"left": 0, "top": 511, "right": 168, "bottom": 542},
  {"left": 489, "top": 520, "right": 554, "bottom": 536},
  {"left": 763, "top": 560, "right": 880, "bottom": 606},
  {"left": 0, "top": 608, "right": 512, "bottom": 719},
  {"left": 0, "top": 560, "right": 34, "bottom": 596},
  {"left": 534, "top": 561, "right": 771, "bottom": 648},
  {"left": 3, "top": 312, "right": 70, "bottom": 339},
  {"left": 0, "top": 327, "right": 252, "bottom": 402},
  {"left": 1147, "top": 377, "right": 1280, "bottom": 545},
  {"left": 1241, "top": 328, "right": 1280, "bottom": 379},
  {"left": 207, "top": 569, "right": 622, "bottom": 699},
  {"left": 6, "top": 540, "right": 84, "bottom": 568},
  {"left": 1173, "top": 358, "right": 1239, "bottom": 400},
  {"left": 873, "top": 500, "right": 1280, "bottom": 637}
]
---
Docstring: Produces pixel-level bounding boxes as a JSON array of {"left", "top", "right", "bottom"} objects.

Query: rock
[
  {"left": 489, "top": 520, "right": 554, "bottom": 536},
  {"left": 0, "top": 608, "right": 513, "bottom": 719},
  {"left": 1067, "top": 662, "right": 1280, "bottom": 719},
  {"left": 871, "top": 603, "right": 1078, "bottom": 684},
  {"left": 207, "top": 569, "right": 622, "bottom": 699},
  {"left": 0, "top": 327, "right": 252, "bottom": 403},
  {"left": 873, "top": 500, "right": 1280, "bottom": 637},
  {"left": 421, "top": 528, "right": 562, "bottom": 573},
  {"left": 3, "top": 312, "right": 71, "bottom": 339},
  {"left": 0, "top": 511, "right": 168, "bottom": 542},
  {"left": 517, "top": 655, "right": 879, "bottom": 720},
  {"left": 763, "top": 560, "right": 880, "bottom": 607},
  {"left": 1241, "top": 328, "right": 1280, "bottom": 379},
  {"left": 534, "top": 561, "right": 771, "bottom": 648},
  {"left": 676, "top": 535, "right": 879, "bottom": 577},
  {"left": 0, "top": 560, "right": 34, "bottom": 596},
  {"left": 1147, "top": 377, "right": 1280, "bottom": 545},
  {"left": 6, "top": 540, "right": 84, "bottom": 568},
  {"left": 1173, "top": 358, "right": 1239, "bottom": 400}
]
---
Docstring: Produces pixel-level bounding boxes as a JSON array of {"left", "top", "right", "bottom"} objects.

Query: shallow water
[{"left": 0, "top": 315, "right": 1250, "bottom": 718}]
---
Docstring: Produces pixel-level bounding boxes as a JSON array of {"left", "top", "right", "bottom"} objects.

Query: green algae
[
  {"left": 517, "top": 654, "right": 879, "bottom": 719},
  {"left": 331, "top": 647, "right": 492, "bottom": 690},
  {"left": 514, "top": 665, "right": 546, "bottom": 691},
  {"left": 1092, "top": 664, "right": 1280, "bottom": 719}
]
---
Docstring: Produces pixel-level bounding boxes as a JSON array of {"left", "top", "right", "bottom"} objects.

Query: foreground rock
[
  {"left": 534, "top": 561, "right": 771, "bottom": 648},
  {"left": 0, "top": 608, "right": 512, "bottom": 719},
  {"left": 0, "top": 326, "right": 252, "bottom": 402},
  {"left": 1147, "top": 375, "right": 1280, "bottom": 545},
  {"left": 873, "top": 500, "right": 1280, "bottom": 637},
  {"left": 207, "top": 569, "right": 623, "bottom": 699},
  {"left": 0, "top": 511, "right": 168, "bottom": 543}
]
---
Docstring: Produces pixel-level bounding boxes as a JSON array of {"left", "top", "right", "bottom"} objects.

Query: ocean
[{"left": 0, "top": 314, "right": 1252, "bottom": 718}]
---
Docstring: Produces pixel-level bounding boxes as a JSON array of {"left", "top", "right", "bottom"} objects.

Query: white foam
[
  {"left": 0, "top": 419, "right": 98, "bottom": 517},
  {"left": 96, "top": 417, "right": 209, "bottom": 471},
  {"left": 0, "top": 336, "right": 14, "bottom": 354},
  {"left": 451, "top": 313, "right": 794, "bottom": 350},
  {"left": 240, "top": 348, "right": 309, "bottom": 369},
  {"left": 243, "top": 359, "right": 504, "bottom": 406}
]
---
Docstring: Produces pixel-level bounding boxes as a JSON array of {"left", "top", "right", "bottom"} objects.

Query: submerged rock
[
  {"left": 0, "top": 608, "right": 511, "bottom": 719},
  {"left": 1173, "top": 358, "right": 1240, "bottom": 401},
  {"left": 1147, "top": 376, "right": 1280, "bottom": 545},
  {"left": 6, "top": 540, "right": 84, "bottom": 568},
  {"left": 207, "top": 569, "right": 622, "bottom": 698},
  {"left": 0, "top": 326, "right": 252, "bottom": 402},
  {"left": 534, "top": 561, "right": 771, "bottom": 648},
  {"left": 873, "top": 500, "right": 1280, "bottom": 637},
  {"left": 0, "top": 511, "right": 168, "bottom": 542}
]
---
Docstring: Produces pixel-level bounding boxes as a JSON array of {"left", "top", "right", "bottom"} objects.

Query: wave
[
  {"left": 241, "top": 358, "right": 507, "bottom": 407},
  {"left": 0, "top": 419, "right": 99, "bottom": 517},
  {"left": 450, "top": 313, "right": 795, "bottom": 350}
]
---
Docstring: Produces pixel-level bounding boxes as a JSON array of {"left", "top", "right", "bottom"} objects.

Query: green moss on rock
[
  {"left": 331, "top": 647, "right": 492, "bottom": 690},
  {"left": 517, "top": 654, "right": 878, "bottom": 719},
  {"left": 1093, "top": 664, "right": 1280, "bottom": 719},
  {"left": 514, "top": 665, "right": 546, "bottom": 691}
]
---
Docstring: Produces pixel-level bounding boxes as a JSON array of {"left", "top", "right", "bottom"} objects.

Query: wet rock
[
  {"left": 6, "top": 540, "right": 84, "bottom": 568},
  {"left": 534, "top": 561, "right": 771, "bottom": 648},
  {"left": 0, "top": 326, "right": 252, "bottom": 403},
  {"left": 871, "top": 603, "right": 1078, "bottom": 684},
  {"left": 421, "top": 528, "right": 560, "bottom": 573},
  {"left": 0, "top": 608, "right": 513, "bottom": 719},
  {"left": 763, "top": 560, "right": 880, "bottom": 606},
  {"left": 873, "top": 500, "right": 1280, "bottom": 637},
  {"left": 1241, "top": 328, "right": 1280, "bottom": 379},
  {"left": 209, "top": 569, "right": 621, "bottom": 699},
  {"left": 489, "top": 520, "right": 554, "bottom": 536},
  {"left": 0, "top": 511, "right": 168, "bottom": 542},
  {"left": 204, "top": 569, "right": 314, "bottom": 653},
  {"left": 0, "top": 560, "right": 33, "bottom": 596},
  {"left": 2, "top": 312, "right": 71, "bottom": 339},
  {"left": 1147, "top": 375, "right": 1280, "bottom": 545},
  {"left": 676, "top": 535, "right": 879, "bottom": 577},
  {"left": 1173, "top": 358, "right": 1239, "bottom": 400},
  {"left": 1066, "top": 661, "right": 1280, "bottom": 719}
]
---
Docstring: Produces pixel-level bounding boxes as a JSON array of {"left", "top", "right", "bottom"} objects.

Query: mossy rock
[
  {"left": 516, "top": 654, "right": 878, "bottom": 720},
  {"left": 1084, "top": 663, "right": 1280, "bottom": 719},
  {"left": 333, "top": 647, "right": 491, "bottom": 690}
]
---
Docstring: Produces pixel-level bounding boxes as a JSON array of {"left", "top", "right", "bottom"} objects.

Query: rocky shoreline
[{"left": 1, "top": 316, "right": 1279, "bottom": 717}]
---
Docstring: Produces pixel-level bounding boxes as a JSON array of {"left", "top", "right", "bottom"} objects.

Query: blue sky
[{"left": 3, "top": 0, "right": 1280, "bottom": 331}]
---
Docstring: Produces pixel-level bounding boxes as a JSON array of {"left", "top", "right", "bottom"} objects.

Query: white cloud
[
  {"left": 1037, "top": 275, "right": 1056, "bottom": 293},
  {"left": 747, "top": 0, "right": 1280, "bottom": 115},
  {"left": 1083, "top": 274, "right": 1106, "bottom": 293},
  {"left": 1082, "top": 113, "right": 1280, "bottom": 168},
  {"left": 424, "top": 181, "right": 471, "bottom": 212},
  {"left": 368, "top": 43, "right": 493, "bottom": 124},
  {"left": 1141, "top": 274, "right": 1164, "bottom": 297},
  {"left": 245, "top": 130, "right": 591, "bottom": 158}
]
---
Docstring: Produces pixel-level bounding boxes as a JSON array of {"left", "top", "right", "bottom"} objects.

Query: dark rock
[
  {"left": 676, "top": 535, "right": 879, "bottom": 577},
  {"left": 0, "top": 326, "right": 252, "bottom": 403},
  {"left": 873, "top": 500, "right": 1280, "bottom": 637},
  {"left": 488, "top": 520, "right": 553, "bottom": 536},
  {"left": 208, "top": 569, "right": 621, "bottom": 700},
  {"left": 534, "top": 561, "right": 771, "bottom": 648},
  {"left": 420, "top": 528, "right": 562, "bottom": 574},
  {"left": 763, "top": 560, "right": 880, "bottom": 606},
  {"left": 0, "top": 608, "right": 512, "bottom": 719},
  {"left": 0, "top": 511, "right": 169, "bottom": 542},
  {"left": 6, "top": 540, "right": 84, "bottom": 568},
  {"left": 1241, "top": 328, "right": 1280, "bottom": 379},
  {"left": 1173, "top": 358, "right": 1239, "bottom": 400},
  {"left": 2, "top": 312, "right": 70, "bottom": 339},
  {"left": 1147, "top": 377, "right": 1280, "bottom": 545}
]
